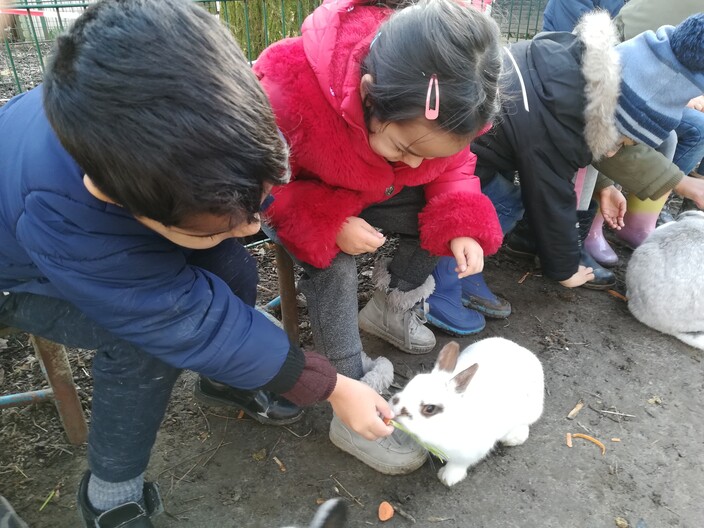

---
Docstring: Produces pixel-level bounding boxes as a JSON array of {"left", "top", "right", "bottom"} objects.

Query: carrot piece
[
  {"left": 571, "top": 433, "right": 606, "bottom": 455},
  {"left": 383, "top": 417, "right": 392, "bottom": 426},
  {"left": 607, "top": 289, "right": 628, "bottom": 302},
  {"left": 567, "top": 400, "right": 584, "bottom": 420},
  {"left": 378, "top": 501, "right": 395, "bottom": 522}
]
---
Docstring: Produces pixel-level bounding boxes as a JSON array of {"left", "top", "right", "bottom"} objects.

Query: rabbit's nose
[{"left": 391, "top": 395, "right": 400, "bottom": 405}]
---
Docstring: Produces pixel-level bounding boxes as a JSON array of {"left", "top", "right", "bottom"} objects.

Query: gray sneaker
[
  {"left": 358, "top": 289, "right": 436, "bottom": 354},
  {"left": 329, "top": 414, "right": 427, "bottom": 475}
]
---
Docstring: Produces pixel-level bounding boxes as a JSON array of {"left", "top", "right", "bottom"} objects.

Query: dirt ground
[{"left": 2, "top": 231, "right": 703, "bottom": 528}]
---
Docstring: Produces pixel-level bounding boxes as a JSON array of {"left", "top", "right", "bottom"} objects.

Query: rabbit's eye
[{"left": 421, "top": 404, "right": 443, "bottom": 417}]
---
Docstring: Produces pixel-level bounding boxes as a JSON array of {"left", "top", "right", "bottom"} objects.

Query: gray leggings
[{"left": 269, "top": 187, "right": 437, "bottom": 379}]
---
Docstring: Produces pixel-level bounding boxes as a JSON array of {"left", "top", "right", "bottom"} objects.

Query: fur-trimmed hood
[
  {"left": 301, "top": 0, "right": 389, "bottom": 136},
  {"left": 497, "top": 11, "right": 621, "bottom": 162},
  {"left": 575, "top": 11, "right": 621, "bottom": 160}
]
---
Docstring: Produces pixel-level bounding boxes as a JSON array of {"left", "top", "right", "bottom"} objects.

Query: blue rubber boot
[
  {"left": 426, "top": 257, "right": 485, "bottom": 336},
  {"left": 461, "top": 272, "right": 512, "bottom": 319}
]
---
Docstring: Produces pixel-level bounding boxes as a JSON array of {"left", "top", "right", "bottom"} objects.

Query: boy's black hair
[
  {"left": 43, "top": 0, "right": 289, "bottom": 226},
  {"left": 362, "top": 0, "right": 503, "bottom": 137}
]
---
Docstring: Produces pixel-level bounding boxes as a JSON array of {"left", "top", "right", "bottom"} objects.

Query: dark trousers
[
  {"left": 274, "top": 186, "right": 437, "bottom": 380},
  {"left": 0, "top": 239, "right": 257, "bottom": 482}
]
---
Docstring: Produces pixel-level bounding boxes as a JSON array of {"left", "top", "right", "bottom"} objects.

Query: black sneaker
[
  {"left": 77, "top": 471, "right": 163, "bottom": 528},
  {"left": 194, "top": 376, "right": 304, "bottom": 425},
  {"left": 504, "top": 218, "right": 538, "bottom": 259}
]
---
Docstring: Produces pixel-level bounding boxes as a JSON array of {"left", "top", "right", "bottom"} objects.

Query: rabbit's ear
[
  {"left": 436, "top": 341, "right": 461, "bottom": 373},
  {"left": 452, "top": 363, "right": 478, "bottom": 393},
  {"left": 309, "top": 498, "right": 348, "bottom": 528}
]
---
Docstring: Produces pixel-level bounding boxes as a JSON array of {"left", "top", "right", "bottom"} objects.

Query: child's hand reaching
[
  {"left": 596, "top": 185, "right": 626, "bottom": 229},
  {"left": 327, "top": 374, "right": 394, "bottom": 440},
  {"left": 336, "top": 216, "right": 386, "bottom": 255},
  {"left": 687, "top": 95, "right": 704, "bottom": 112},
  {"left": 559, "top": 265, "right": 595, "bottom": 288},
  {"left": 449, "top": 237, "right": 484, "bottom": 278}
]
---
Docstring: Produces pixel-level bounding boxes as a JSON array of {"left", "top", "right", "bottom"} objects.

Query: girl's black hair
[
  {"left": 43, "top": 0, "right": 289, "bottom": 227},
  {"left": 362, "top": 0, "right": 503, "bottom": 136}
]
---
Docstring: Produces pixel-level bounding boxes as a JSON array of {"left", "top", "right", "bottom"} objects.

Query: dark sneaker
[
  {"left": 77, "top": 471, "right": 163, "bottom": 528},
  {"left": 460, "top": 273, "right": 512, "bottom": 319},
  {"left": 579, "top": 248, "right": 616, "bottom": 290},
  {"left": 503, "top": 218, "right": 537, "bottom": 259},
  {"left": 194, "top": 377, "right": 304, "bottom": 425}
]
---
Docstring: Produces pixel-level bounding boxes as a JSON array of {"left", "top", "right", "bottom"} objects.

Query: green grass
[
  {"left": 391, "top": 420, "right": 449, "bottom": 462},
  {"left": 219, "top": 0, "right": 320, "bottom": 62}
]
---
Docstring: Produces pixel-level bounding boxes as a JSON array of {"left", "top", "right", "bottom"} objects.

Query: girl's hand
[
  {"left": 335, "top": 216, "right": 386, "bottom": 255},
  {"left": 327, "top": 375, "right": 394, "bottom": 440},
  {"left": 596, "top": 185, "right": 626, "bottom": 230},
  {"left": 559, "top": 265, "right": 595, "bottom": 288},
  {"left": 449, "top": 237, "right": 484, "bottom": 278}
]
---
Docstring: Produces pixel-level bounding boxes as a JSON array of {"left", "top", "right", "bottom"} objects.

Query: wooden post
[
  {"left": 30, "top": 335, "right": 88, "bottom": 445},
  {"left": 274, "top": 244, "right": 300, "bottom": 345}
]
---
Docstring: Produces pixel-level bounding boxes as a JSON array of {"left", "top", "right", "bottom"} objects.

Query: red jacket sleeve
[
  {"left": 265, "top": 180, "right": 365, "bottom": 268},
  {"left": 419, "top": 148, "right": 503, "bottom": 257}
]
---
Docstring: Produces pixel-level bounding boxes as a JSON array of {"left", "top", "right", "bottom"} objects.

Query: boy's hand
[
  {"left": 336, "top": 216, "right": 386, "bottom": 255},
  {"left": 449, "top": 237, "right": 484, "bottom": 278},
  {"left": 559, "top": 265, "right": 595, "bottom": 288},
  {"left": 674, "top": 176, "right": 704, "bottom": 209},
  {"left": 596, "top": 185, "right": 626, "bottom": 230},
  {"left": 327, "top": 375, "right": 394, "bottom": 440}
]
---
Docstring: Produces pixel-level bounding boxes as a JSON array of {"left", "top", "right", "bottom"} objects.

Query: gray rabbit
[{"left": 626, "top": 210, "right": 704, "bottom": 350}]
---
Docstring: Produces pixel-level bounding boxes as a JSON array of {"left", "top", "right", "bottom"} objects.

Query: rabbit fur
[
  {"left": 389, "top": 338, "right": 544, "bottom": 487},
  {"left": 626, "top": 210, "right": 704, "bottom": 350},
  {"left": 280, "top": 498, "right": 347, "bottom": 528}
]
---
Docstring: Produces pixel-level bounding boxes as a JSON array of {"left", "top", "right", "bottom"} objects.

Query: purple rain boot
[{"left": 583, "top": 209, "right": 619, "bottom": 267}]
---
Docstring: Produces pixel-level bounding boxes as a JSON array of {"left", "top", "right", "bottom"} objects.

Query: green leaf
[{"left": 390, "top": 420, "right": 448, "bottom": 462}]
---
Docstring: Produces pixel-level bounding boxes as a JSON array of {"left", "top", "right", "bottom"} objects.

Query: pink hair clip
[{"left": 425, "top": 74, "right": 440, "bottom": 120}]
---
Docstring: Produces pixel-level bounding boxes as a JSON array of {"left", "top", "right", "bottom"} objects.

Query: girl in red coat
[{"left": 255, "top": 0, "right": 504, "bottom": 474}]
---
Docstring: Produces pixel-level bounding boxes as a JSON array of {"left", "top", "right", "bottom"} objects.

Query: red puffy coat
[{"left": 254, "top": 0, "right": 502, "bottom": 268}]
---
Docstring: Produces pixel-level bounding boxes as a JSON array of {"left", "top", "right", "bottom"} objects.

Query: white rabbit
[
  {"left": 281, "top": 498, "right": 347, "bottom": 528},
  {"left": 389, "top": 338, "right": 544, "bottom": 487},
  {"left": 626, "top": 210, "right": 704, "bottom": 351}
]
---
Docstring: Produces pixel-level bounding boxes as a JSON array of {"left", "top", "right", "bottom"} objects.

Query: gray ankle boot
[{"left": 358, "top": 259, "right": 436, "bottom": 354}]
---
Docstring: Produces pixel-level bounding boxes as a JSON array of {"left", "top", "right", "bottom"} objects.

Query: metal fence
[{"left": 0, "top": 0, "right": 547, "bottom": 101}]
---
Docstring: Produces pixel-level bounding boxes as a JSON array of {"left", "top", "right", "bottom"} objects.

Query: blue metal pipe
[
  {"left": 265, "top": 296, "right": 282, "bottom": 310},
  {"left": 0, "top": 389, "right": 53, "bottom": 409}
]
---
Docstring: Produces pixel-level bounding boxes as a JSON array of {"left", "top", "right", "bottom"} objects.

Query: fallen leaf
[
  {"left": 647, "top": 395, "right": 662, "bottom": 405},
  {"left": 615, "top": 516, "right": 629, "bottom": 528},
  {"left": 252, "top": 448, "right": 267, "bottom": 461}
]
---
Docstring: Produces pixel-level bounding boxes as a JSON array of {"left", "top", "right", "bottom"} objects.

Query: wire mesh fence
[{"left": 0, "top": 0, "right": 547, "bottom": 101}]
